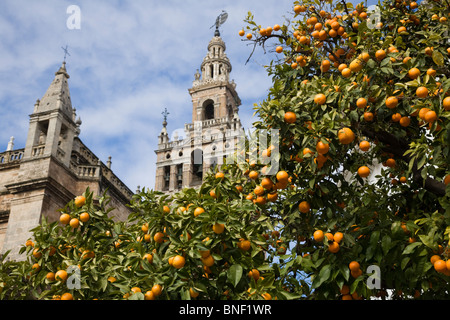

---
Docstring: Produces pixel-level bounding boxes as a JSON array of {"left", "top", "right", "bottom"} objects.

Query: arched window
[{"left": 204, "top": 100, "right": 215, "bottom": 120}]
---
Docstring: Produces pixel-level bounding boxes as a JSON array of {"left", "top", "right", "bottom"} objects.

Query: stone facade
[
  {"left": 154, "top": 31, "right": 243, "bottom": 192},
  {"left": 0, "top": 62, "right": 133, "bottom": 261}
]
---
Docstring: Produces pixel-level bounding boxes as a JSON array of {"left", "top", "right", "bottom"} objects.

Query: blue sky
[{"left": 0, "top": 0, "right": 377, "bottom": 192}]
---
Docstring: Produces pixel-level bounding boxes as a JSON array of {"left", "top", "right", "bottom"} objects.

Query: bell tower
[
  {"left": 23, "top": 62, "right": 80, "bottom": 168},
  {"left": 189, "top": 29, "right": 240, "bottom": 123},
  {"left": 154, "top": 22, "right": 243, "bottom": 193}
]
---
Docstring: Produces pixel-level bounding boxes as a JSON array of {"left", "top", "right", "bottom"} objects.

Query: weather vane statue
[
  {"left": 61, "top": 45, "right": 71, "bottom": 63},
  {"left": 162, "top": 108, "right": 169, "bottom": 128},
  {"left": 210, "top": 10, "right": 228, "bottom": 36}
]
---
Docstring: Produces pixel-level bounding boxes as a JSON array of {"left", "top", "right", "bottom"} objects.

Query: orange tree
[
  {"left": 237, "top": 0, "right": 450, "bottom": 299},
  {"left": 1, "top": 0, "right": 450, "bottom": 301}
]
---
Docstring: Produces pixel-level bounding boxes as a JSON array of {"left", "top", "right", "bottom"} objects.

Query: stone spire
[
  {"left": 159, "top": 108, "right": 169, "bottom": 144},
  {"left": 35, "top": 61, "right": 73, "bottom": 118},
  {"left": 6, "top": 136, "right": 14, "bottom": 151}
]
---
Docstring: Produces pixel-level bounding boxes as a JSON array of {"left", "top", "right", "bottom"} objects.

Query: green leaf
[
  {"left": 312, "top": 264, "right": 331, "bottom": 289},
  {"left": 381, "top": 235, "right": 392, "bottom": 255},
  {"left": 418, "top": 234, "right": 436, "bottom": 249},
  {"left": 227, "top": 264, "right": 243, "bottom": 288},
  {"left": 402, "top": 242, "right": 421, "bottom": 254},
  {"left": 432, "top": 51, "right": 444, "bottom": 66}
]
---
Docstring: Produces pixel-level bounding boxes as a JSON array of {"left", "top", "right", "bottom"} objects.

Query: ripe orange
[
  {"left": 213, "top": 223, "right": 225, "bottom": 234},
  {"left": 359, "top": 140, "right": 370, "bottom": 152},
  {"left": 341, "top": 68, "right": 352, "bottom": 78},
  {"left": 314, "top": 93, "right": 327, "bottom": 105},
  {"left": 385, "top": 158, "right": 396, "bottom": 168},
  {"left": 172, "top": 255, "right": 186, "bottom": 269},
  {"left": 60, "top": 213, "right": 71, "bottom": 225},
  {"left": 399, "top": 116, "right": 411, "bottom": 127},
  {"left": 313, "top": 230, "right": 324, "bottom": 242},
  {"left": 239, "top": 239, "right": 251, "bottom": 251},
  {"left": 444, "top": 175, "right": 450, "bottom": 185},
  {"left": 79, "top": 212, "right": 90, "bottom": 223},
  {"left": 248, "top": 269, "right": 260, "bottom": 281},
  {"left": 316, "top": 141, "right": 329, "bottom": 154},
  {"left": 194, "top": 207, "right": 205, "bottom": 217},
  {"left": 144, "top": 291, "right": 155, "bottom": 300},
  {"left": 46, "top": 272, "right": 56, "bottom": 281},
  {"left": 359, "top": 52, "right": 370, "bottom": 62},
  {"left": 294, "top": 5, "right": 305, "bottom": 14},
  {"left": 321, "top": 59, "right": 330, "bottom": 72},
  {"left": 163, "top": 205, "right": 171, "bottom": 213},
  {"left": 249, "top": 170, "right": 259, "bottom": 180},
  {"left": 74, "top": 195, "right": 86, "bottom": 208},
  {"left": 375, "top": 49, "right": 386, "bottom": 61},
  {"left": 356, "top": 98, "right": 367, "bottom": 109},
  {"left": 340, "top": 285, "right": 350, "bottom": 295},
  {"left": 261, "top": 177, "right": 274, "bottom": 190},
  {"left": 427, "top": 68, "right": 437, "bottom": 77},
  {"left": 267, "top": 192, "right": 278, "bottom": 202},
  {"left": 275, "top": 46, "right": 283, "bottom": 53},
  {"left": 385, "top": 96, "right": 399, "bottom": 109},
  {"left": 189, "top": 288, "right": 200, "bottom": 298},
  {"left": 262, "top": 293, "right": 272, "bottom": 300},
  {"left": 430, "top": 255, "right": 441, "bottom": 265},
  {"left": 276, "top": 171, "right": 289, "bottom": 183},
  {"left": 154, "top": 232, "right": 165, "bottom": 243},
  {"left": 408, "top": 67, "right": 420, "bottom": 79},
  {"left": 349, "top": 59, "right": 363, "bottom": 73},
  {"left": 61, "top": 293, "right": 73, "bottom": 300},
  {"left": 334, "top": 232, "right": 344, "bottom": 244},
  {"left": 397, "top": 26, "right": 407, "bottom": 33},
  {"left": 434, "top": 259, "right": 447, "bottom": 273},
  {"left": 246, "top": 33, "right": 253, "bottom": 40},
  {"left": 338, "top": 63, "right": 348, "bottom": 72},
  {"left": 298, "top": 201, "right": 311, "bottom": 213},
  {"left": 69, "top": 218, "right": 80, "bottom": 229},
  {"left": 284, "top": 111, "right": 297, "bottom": 124},
  {"left": 337, "top": 127, "right": 355, "bottom": 145},
  {"left": 254, "top": 185, "right": 265, "bottom": 196},
  {"left": 143, "top": 253, "right": 153, "bottom": 263},
  {"left": 363, "top": 112, "right": 374, "bottom": 122},
  {"left": 238, "top": 29, "right": 245, "bottom": 37},
  {"left": 418, "top": 107, "right": 431, "bottom": 120},
  {"left": 215, "top": 172, "right": 225, "bottom": 180},
  {"left": 55, "top": 270, "right": 68, "bottom": 282},
  {"left": 273, "top": 24, "right": 281, "bottom": 31},
  {"left": 349, "top": 261, "right": 360, "bottom": 272},
  {"left": 358, "top": 166, "right": 370, "bottom": 178},
  {"left": 151, "top": 284, "right": 162, "bottom": 297},
  {"left": 131, "top": 287, "right": 141, "bottom": 294},
  {"left": 328, "top": 242, "right": 340, "bottom": 253},
  {"left": 392, "top": 113, "right": 401, "bottom": 122},
  {"left": 443, "top": 97, "right": 450, "bottom": 111},
  {"left": 424, "top": 110, "right": 437, "bottom": 123},
  {"left": 201, "top": 254, "right": 215, "bottom": 267},
  {"left": 416, "top": 86, "right": 428, "bottom": 98}
]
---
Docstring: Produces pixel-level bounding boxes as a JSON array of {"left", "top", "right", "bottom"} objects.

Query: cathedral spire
[{"left": 35, "top": 61, "right": 73, "bottom": 118}]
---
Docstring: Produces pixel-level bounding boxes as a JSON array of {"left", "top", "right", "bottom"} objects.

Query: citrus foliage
[{"left": 1, "top": 0, "right": 450, "bottom": 300}]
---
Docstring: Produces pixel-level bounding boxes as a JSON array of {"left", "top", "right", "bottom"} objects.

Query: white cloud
[{"left": 0, "top": 0, "right": 295, "bottom": 191}]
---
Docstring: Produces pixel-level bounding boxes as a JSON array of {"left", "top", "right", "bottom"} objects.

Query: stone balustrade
[{"left": 0, "top": 149, "right": 24, "bottom": 164}]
